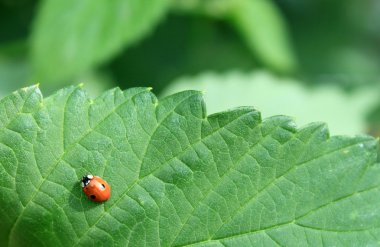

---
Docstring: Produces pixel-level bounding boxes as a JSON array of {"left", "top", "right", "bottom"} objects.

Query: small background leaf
[
  {"left": 31, "top": 0, "right": 170, "bottom": 83},
  {"left": 227, "top": 0, "right": 297, "bottom": 73},
  {"left": 172, "top": 0, "right": 297, "bottom": 73}
]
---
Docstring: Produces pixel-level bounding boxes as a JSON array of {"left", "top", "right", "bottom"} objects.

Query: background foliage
[{"left": 0, "top": 0, "right": 379, "bottom": 134}]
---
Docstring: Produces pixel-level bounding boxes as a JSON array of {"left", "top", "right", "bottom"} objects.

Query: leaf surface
[{"left": 0, "top": 86, "right": 379, "bottom": 246}]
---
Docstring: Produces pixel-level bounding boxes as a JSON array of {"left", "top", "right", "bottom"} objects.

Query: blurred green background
[{"left": 0, "top": 0, "right": 380, "bottom": 137}]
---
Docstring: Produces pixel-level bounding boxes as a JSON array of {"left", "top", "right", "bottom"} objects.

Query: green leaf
[
  {"left": 171, "top": 0, "right": 297, "bottom": 73},
  {"left": 1, "top": 85, "right": 379, "bottom": 246},
  {"left": 227, "top": 0, "right": 297, "bottom": 73},
  {"left": 30, "top": 0, "right": 170, "bottom": 83},
  {"left": 162, "top": 71, "right": 379, "bottom": 135}
]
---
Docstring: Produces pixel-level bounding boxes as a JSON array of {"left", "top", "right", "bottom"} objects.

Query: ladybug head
[{"left": 81, "top": 174, "right": 94, "bottom": 187}]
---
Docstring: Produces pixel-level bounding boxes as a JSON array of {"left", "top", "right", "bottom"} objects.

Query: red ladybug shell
[{"left": 81, "top": 175, "right": 111, "bottom": 202}]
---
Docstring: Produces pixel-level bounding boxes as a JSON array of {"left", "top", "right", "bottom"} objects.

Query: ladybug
[{"left": 81, "top": 174, "right": 111, "bottom": 202}]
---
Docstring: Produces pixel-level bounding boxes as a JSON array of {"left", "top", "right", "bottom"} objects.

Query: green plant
[
  {"left": 1, "top": 0, "right": 296, "bottom": 94},
  {"left": 1, "top": 86, "right": 379, "bottom": 246}
]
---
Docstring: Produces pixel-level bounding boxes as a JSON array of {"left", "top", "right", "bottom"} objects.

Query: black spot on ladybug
[
  {"left": 90, "top": 195, "right": 96, "bottom": 199},
  {"left": 101, "top": 184, "right": 105, "bottom": 189}
]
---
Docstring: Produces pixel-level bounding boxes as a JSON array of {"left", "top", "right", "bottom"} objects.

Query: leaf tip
[{"left": 16, "top": 84, "right": 42, "bottom": 98}]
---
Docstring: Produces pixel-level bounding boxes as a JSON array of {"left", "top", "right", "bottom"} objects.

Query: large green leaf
[
  {"left": 162, "top": 71, "right": 379, "bottom": 135},
  {"left": 30, "top": 0, "right": 170, "bottom": 83},
  {"left": 0, "top": 85, "right": 379, "bottom": 246}
]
